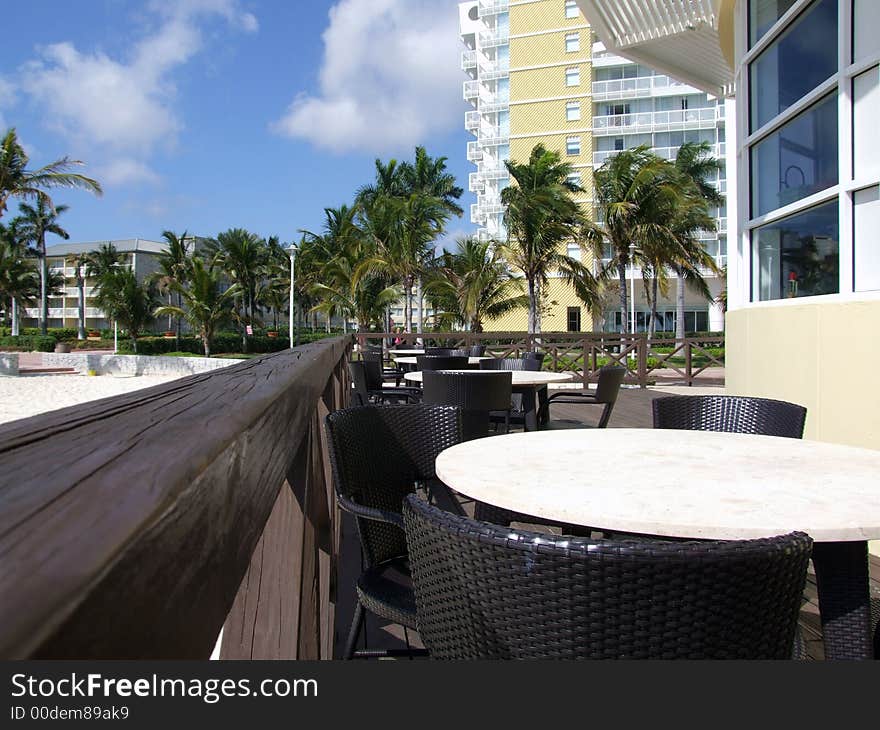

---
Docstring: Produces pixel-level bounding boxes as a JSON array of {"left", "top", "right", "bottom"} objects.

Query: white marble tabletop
[
  {"left": 394, "top": 356, "right": 491, "bottom": 366},
  {"left": 435, "top": 429, "right": 880, "bottom": 542},
  {"left": 389, "top": 349, "right": 426, "bottom": 356},
  {"left": 404, "top": 370, "right": 572, "bottom": 387}
]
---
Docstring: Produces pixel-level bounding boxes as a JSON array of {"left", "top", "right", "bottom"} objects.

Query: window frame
[
  {"left": 566, "top": 136, "right": 581, "bottom": 155},
  {"left": 566, "top": 100, "right": 581, "bottom": 121},
  {"left": 565, "top": 66, "right": 581, "bottom": 86},
  {"left": 565, "top": 32, "right": 580, "bottom": 53},
  {"left": 565, "top": 0, "right": 579, "bottom": 20}
]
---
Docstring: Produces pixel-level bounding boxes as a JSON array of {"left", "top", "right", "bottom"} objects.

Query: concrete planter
[{"left": 54, "top": 342, "right": 71, "bottom": 354}]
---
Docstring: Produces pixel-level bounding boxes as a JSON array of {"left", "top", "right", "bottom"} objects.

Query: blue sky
[{"left": 0, "top": 0, "right": 476, "bottom": 248}]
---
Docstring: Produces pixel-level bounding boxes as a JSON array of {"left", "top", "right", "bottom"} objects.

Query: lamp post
[
  {"left": 629, "top": 242, "right": 637, "bottom": 360},
  {"left": 288, "top": 243, "right": 298, "bottom": 349}
]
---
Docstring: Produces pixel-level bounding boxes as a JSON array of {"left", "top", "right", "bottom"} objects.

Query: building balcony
[
  {"left": 465, "top": 111, "right": 481, "bottom": 131},
  {"left": 469, "top": 172, "right": 485, "bottom": 193},
  {"left": 470, "top": 203, "right": 487, "bottom": 225},
  {"left": 467, "top": 141, "right": 484, "bottom": 162},
  {"left": 478, "top": 98, "right": 509, "bottom": 114},
  {"left": 477, "top": 162, "right": 509, "bottom": 180},
  {"left": 479, "top": 28, "right": 509, "bottom": 48},
  {"left": 477, "top": 195, "right": 505, "bottom": 215},
  {"left": 592, "top": 75, "right": 693, "bottom": 102},
  {"left": 463, "top": 80, "right": 480, "bottom": 101},
  {"left": 593, "top": 142, "right": 725, "bottom": 166},
  {"left": 23, "top": 306, "right": 104, "bottom": 319},
  {"left": 479, "top": 58, "right": 510, "bottom": 80},
  {"left": 478, "top": 0, "right": 509, "bottom": 16},
  {"left": 478, "top": 127, "right": 509, "bottom": 146},
  {"left": 593, "top": 107, "right": 720, "bottom": 136},
  {"left": 461, "top": 50, "right": 477, "bottom": 73}
]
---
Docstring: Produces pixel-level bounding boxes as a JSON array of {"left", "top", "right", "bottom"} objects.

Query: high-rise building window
[
  {"left": 614, "top": 138, "right": 625, "bottom": 151},
  {"left": 567, "top": 172, "right": 581, "bottom": 188},
  {"left": 565, "top": 32, "right": 580, "bottom": 53},
  {"left": 565, "top": 67, "right": 580, "bottom": 86},
  {"left": 566, "top": 136, "right": 581, "bottom": 155},
  {"left": 565, "top": 1, "right": 579, "bottom": 19},
  {"left": 566, "top": 101, "right": 580, "bottom": 121},
  {"left": 567, "top": 307, "right": 582, "bottom": 332}
]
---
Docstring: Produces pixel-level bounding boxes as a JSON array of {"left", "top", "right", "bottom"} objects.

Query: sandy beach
[{"left": 0, "top": 374, "right": 182, "bottom": 426}]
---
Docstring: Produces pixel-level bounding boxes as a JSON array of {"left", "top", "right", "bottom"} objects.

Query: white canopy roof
[{"left": 577, "top": 0, "right": 735, "bottom": 97}]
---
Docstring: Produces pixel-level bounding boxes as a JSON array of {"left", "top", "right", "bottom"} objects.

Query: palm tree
[
  {"left": 0, "top": 128, "right": 102, "bottom": 219},
  {"left": 425, "top": 237, "right": 527, "bottom": 332},
  {"left": 15, "top": 198, "right": 70, "bottom": 335},
  {"left": 92, "top": 268, "right": 157, "bottom": 353},
  {"left": 0, "top": 222, "right": 39, "bottom": 336},
  {"left": 83, "top": 242, "right": 124, "bottom": 280},
  {"left": 208, "top": 228, "right": 266, "bottom": 351},
  {"left": 152, "top": 230, "right": 193, "bottom": 345},
  {"left": 672, "top": 142, "right": 724, "bottom": 339},
  {"left": 154, "top": 258, "right": 239, "bottom": 357},
  {"left": 586, "top": 146, "right": 674, "bottom": 336},
  {"left": 400, "top": 146, "right": 464, "bottom": 217},
  {"left": 501, "top": 144, "right": 600, "bottom": 334}
]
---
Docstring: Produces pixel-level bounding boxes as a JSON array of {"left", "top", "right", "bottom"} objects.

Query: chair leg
[{"left": 343, "top": 602, "right": 365, "bottom": 660}]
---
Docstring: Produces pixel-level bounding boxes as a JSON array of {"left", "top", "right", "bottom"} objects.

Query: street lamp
[
  {"left": 629, "top": 242, "right": 637, "bottom": 336},
  {"left": 287, "top": 243, "right": 298, "bottom": 349}
]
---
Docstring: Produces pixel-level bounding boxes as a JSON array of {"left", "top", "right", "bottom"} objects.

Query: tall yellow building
[{"left": 459, "top": 0, "right": 726, "bottom": 333}]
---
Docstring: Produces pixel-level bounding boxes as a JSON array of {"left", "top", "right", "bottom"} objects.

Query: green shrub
[{"left": 0, "top": 335, "right": 57, "bottom": 352}]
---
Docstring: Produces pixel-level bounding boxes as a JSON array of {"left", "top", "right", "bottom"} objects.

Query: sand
[{"left": 0, "top": 374, "right": 182, "bottom": 426}]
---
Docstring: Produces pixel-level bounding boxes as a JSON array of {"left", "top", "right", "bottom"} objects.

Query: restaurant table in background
[
  {"left": 436, "top": 429, "right": 880, "bottom": 660},
  {"left": 388, "top": 349, "right": 426, "bottom": 356},
  {"left": 405, "top": 370, "right": 571, "bottom": 431},
  {"left": 393, "top": 356, "right": 491, "bottom": 367}
]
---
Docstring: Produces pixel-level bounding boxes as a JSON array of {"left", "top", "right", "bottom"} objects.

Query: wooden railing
[
  {"left": 357, "top": 332, "right": 725, "bottom": 387},
  {"left": 0, "top": 336, "right": 352, "bottom": 659}
]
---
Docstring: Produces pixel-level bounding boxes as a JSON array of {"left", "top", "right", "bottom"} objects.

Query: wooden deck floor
[{"left": 335, "top": 387, "right": 880, "bottom": 659}]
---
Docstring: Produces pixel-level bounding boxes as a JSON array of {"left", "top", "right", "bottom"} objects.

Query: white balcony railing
[
  {"left": 593, "top": 107, "right": 719, "bottom": 135},
  {"left": 467, "top": 141, "right": 484, "bottom": 162},
  {"left": 591, "top": 75, "right": 691, "bottom": 101},
  {"left": 478, "top": 98, "right": 509, "bottom": 114},
  {"left": 465, "top": 111, "right": 481, "bottom": 131},
  {"left": 478, "top": 127, "right": 508, "bottom": 146},
  {"left": 23, "top": 307, "right": 105, "bottom": 319},
  {"left": 479, "top": 57, "right": 510, "bottom": 80},
  {"left": 470, "top": 204, "right": 487, "bottom": 225},
  {"left": 592, "top": 143, "right": 726, "bottom": 166},
  {"left": 463, "top": 80, "right": 480, "bottom": 101},
  {"left": 461, "top": 50, "right": 477, "bottom": 71},
  {"left": 478, "top": 0, "right": 509, "bottom": 16},
  {"left": 478, "top": 162, "right": 509, "bottom": 180},
  {"left": 479, "top": 28, "right": 509, "bottom": 48},
  {"left": 469, "top": 172, "right": 485, "bottom": 193}
]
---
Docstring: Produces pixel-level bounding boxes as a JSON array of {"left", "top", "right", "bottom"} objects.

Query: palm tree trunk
[
  {"left": 175, "top": 291, "right": 181, "bottom": 348},
  {"left": 648, "top": 275, "right": 659, "bottom": 340},
  {"left": 203, "top": 329, "right": 211, "bottom": 357},
  {"left": 618, "top": 262, "right": 628, "bottom": 336},
  {"left": 39, "top": 242, "right": 48, "bottom": 336},
  {"left": 676, "top": 272, "right": 686, "bottom": 341},
  {"left": 404, "top": 280, "right": 413, "bottom": 334},
  {"left": 11, "top": 298, "right": 19, "bottom": 336},
  {"left": 527, "top": 276, "right": 539, "bottom": 335},
  {"left": 77, "top": 272, "right": 86, "bottom": 340}
]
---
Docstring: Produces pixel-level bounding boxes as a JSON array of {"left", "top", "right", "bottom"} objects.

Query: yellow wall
[
  {"left": 510, "top": 62, "right": 589, "bottom": 99},
  {"left": 726, "top": 300, "right": 880, "bottom": 450},
  {"left": 509, "top": 0, "right": 587, "bottom": 34},
  {"left": 509, "top": 97, "right": 591, "bottom": 133}
]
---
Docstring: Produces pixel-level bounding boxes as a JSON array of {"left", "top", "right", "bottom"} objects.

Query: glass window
[
  {"left": 565, "top": 67, "right": 580, "bottom": 86},
  {"left": 853, "top": 67, "right": 880, "bottom": 181},
  {"left": 566, "top": 243, "right": 581, "bottom": 259},
  {"left": 750, "top": 93, "right": 838, "bottom": 218},
  {"left": 567, "top": 307, "right": 582, "bottom": 332},
  {"left": 752, "top": 201, "right": 839, "bottom": 301},
  {"left": 614, "top": 138, "right": 624, "bottom": 150},
  {"left": 854, "top": 0, "right": 880, "bottom": 62},
  {"left": 749, "top": 0, "right": 799, "bottom": 47},
  {"left": 565, "top": 32, "right": 580, "bottom": 53},
  {"left": 566, "top": 101, "right": 580, "bottom": 120},
  {"left": 566, "top": 136, "right": 581, "bottom": 155},
  {"left": 567, "top": 172, "right": 581, "bottom": 187},
  {"left": 749, "top": 0, "right": 837, "bottom": 132},
  {"left": 854, "top": 186, "right": 880, "bottom": 291},
  {"left": 565, "top": 1, "right": 579, "bottom": 19}
]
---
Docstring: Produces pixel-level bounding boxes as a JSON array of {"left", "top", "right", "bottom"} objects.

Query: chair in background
[
  {"left": 479, "top": 357, "right": 543, "bottom": 427},
  {"left": 652, "top": 395, "right": 807, "bottom": 438},
  {"left": 469, "top": 344, "right": 486, "bottom": 357},
  {"left": 479, "top": 357, "right": 541, "bottom": 372},
  {"left": 349, "top": 360, "right": 420, "bottom": 406},
  {"left": 547, "top": 365, "right": 627, "bottom": 428},
  {"left": 325, "top": 404, "right": 465, "bottom": 659},
  {"left": 362, "top": 350, "right": 403, "bottom": 386},
  {"left": 402, "top": 495, "right": 812, "bottom": 659},
  {"left": 416, "top": 355, "right": 469, "bottom": 371},
  {"left": 421, "top": 370, "right": 513, "bottom": 439},
  {"left": 425, "top": 346, "right": 454, "bottom": 356}
]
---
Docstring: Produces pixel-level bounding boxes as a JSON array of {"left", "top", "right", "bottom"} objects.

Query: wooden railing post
[
  {"left": 685, "top": 338, "right": 693, "bottom": 387},
  {"left": 637, "top": 334, "right": 648, "bottom": 388}
]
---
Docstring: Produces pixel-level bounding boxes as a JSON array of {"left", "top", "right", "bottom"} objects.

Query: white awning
[{"left": 577, "top": 0, "right": 735, "bottom": 97}]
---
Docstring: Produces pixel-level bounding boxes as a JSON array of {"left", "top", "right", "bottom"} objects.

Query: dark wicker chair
[
  {"left": 402, "top": 495, "right": 812, "bottom": 659},
  {"left": 416, "top": 355, "right": 469, "bottom": 371},
  {"left": 361, "top": 350, "right": 404, "bottom": 386},
  {"left": 479, "top": 357, "right": 544, "bottom": 427},
  {"left": 652, "top": 395, "right": 807, "bottom": 438},
  {"left": 469, "top": 344, "right": 486, "bottom": 357},
  {"left": 479, "top": 357, "right": 541, "bottom": 372},
  {"left": 425, "top": 346, "right": 454, "bottom": 356},
  {"left": 325, "top": 404, "right": 465, "bottom": 659},
  {"left": 349, "top": 360, "right": 420, "bottom": 406},
  {"left": 547, "top": 365, "right": 627, "bottom": 428},
  {"left": 422, "top": 370, "right": 513, "bottom": 439}
]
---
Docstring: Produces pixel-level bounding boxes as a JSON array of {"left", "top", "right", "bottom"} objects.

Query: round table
[
  {"left": 436, "top": 429, "right": 880, "bottom": 660},
  {"left": 388, "top": 349, "right": 426, "bottom": 356},
  {"left": 394, "top": 356, "right": 491, "bottom": 366},
  {"left": 405, "top": 370, "right": 571, "bottom": 431}
]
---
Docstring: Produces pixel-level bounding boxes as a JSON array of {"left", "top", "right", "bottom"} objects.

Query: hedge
[
  {"left": 117, "top": 330, "right": 340, "bottom": 356},
  {"left": 0, "top": 335, "right": 57, "bottom": 352}
]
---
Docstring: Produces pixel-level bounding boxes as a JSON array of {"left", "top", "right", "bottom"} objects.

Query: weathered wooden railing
[
  {"left": 0, "top": 336, "right": 352, "bottom": 659},
  {"left": 357, "top": 332, "right": 724, "bottom": 387}
]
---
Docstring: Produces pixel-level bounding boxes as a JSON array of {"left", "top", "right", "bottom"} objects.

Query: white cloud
[
  {"left": 0, "top": 77, "right": 16, "bottom": 130},
  {"left": 273, "top": 0, "right": 464, "bottom": 154},
  {"left": 14, "top": 0, "right": 257, "bottom": 185}
]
